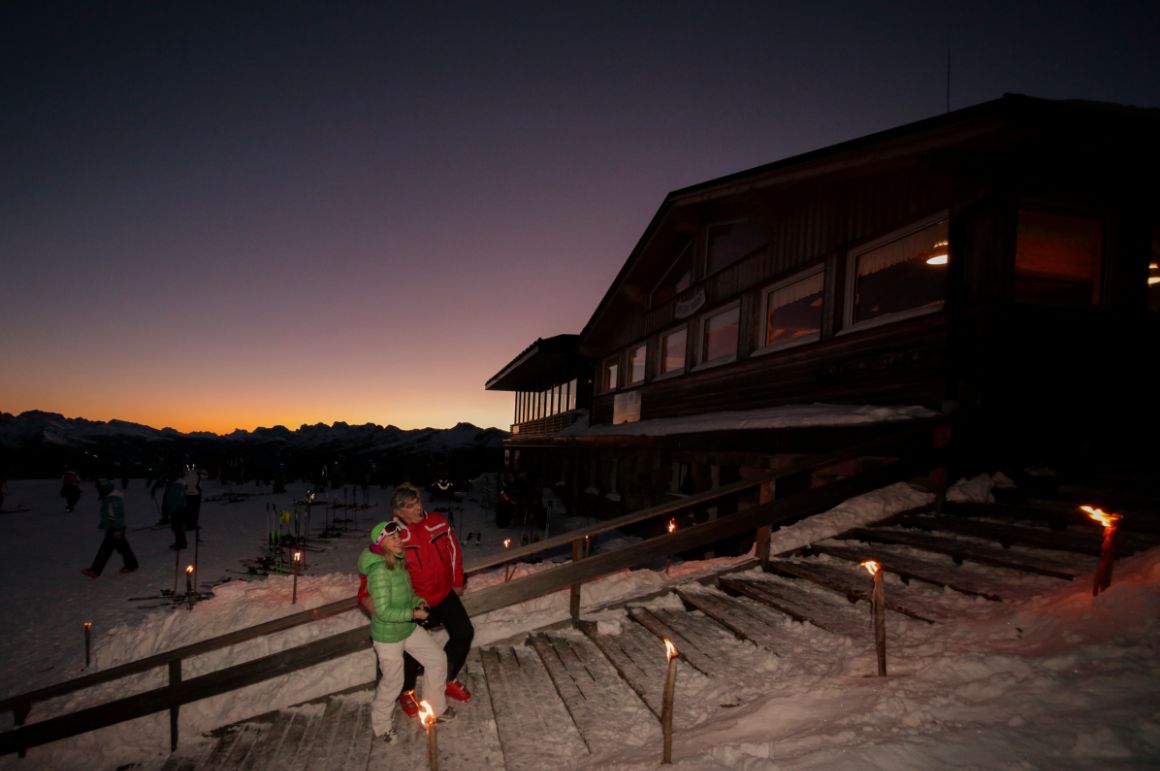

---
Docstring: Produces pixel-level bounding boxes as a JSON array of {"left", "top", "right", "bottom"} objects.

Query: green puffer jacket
[{"left": 357, "top": 547, "right": 423, "bottom": 644}]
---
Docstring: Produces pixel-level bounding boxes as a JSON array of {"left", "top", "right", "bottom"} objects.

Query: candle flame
[
  {"left": 418, "top": 699, "right": 436, "bottom": 727},
  {"left": 667, "top": 517, "right": 677, "bottom": 534},
  {"left": 664, "top": 638, "right": 678, "bottom": 660},
  {"left": 185, "top": 565, "right": 194, "bottom": 575},
  {"left": 861, "top": 560, "right": 880, "bottom": 576},
  {"left": 1080, "top": 505, "right": 1121, "bottom": 529}
]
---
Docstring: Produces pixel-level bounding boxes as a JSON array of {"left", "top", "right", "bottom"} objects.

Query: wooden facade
[{"left": 487, "top": 95, "right": 1160, "bottom": 520}]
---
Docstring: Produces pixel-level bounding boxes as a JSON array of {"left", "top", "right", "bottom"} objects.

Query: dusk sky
[{"left": 3, "top": 1, "right": 1157, "bottom": 434}]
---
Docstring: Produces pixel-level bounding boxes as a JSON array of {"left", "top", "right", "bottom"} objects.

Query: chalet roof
[
  {"left": 577, "top": 93, "right": 1159, "bottom": 349},
  {"left": 485, "top": 334, "right": 587, "bottom": 392}
]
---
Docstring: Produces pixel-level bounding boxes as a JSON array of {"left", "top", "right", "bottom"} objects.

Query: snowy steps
[{"left": 144, "top": 492, "right": 1160, "bottom": 770}]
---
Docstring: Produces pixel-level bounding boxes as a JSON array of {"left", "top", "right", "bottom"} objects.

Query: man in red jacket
[{"left": 391, "top": 484, "right": 474, "bottom": 717}]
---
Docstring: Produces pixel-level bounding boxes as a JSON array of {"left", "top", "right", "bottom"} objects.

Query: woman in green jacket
[{"left": 358, "top": 520, "right": 452, "bottom": 743}]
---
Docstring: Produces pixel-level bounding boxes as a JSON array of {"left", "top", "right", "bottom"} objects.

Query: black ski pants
[
  {"left": 402, "top": 589, "right": 474, "bottom": 692},
  {"left": 90, "top": 528, "right": 138, "bottom": 574}
]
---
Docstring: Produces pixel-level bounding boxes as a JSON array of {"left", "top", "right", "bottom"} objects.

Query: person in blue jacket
[{"left": 82, "top": 479, "right": 139, "bottom": 577}]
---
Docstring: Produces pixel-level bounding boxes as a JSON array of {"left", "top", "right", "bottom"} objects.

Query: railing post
[
  {"left": 570, "top": 538, "right": 583, "bottom": 626},
  {"left": 927, "top": 422, "right": 952, "bottom": 513},
  {"left": 168, "top": 660, "right": 181, "bottom": 752},
  {"left": 14, "top": 700, "right": 29, "bottom": 757},
  {"left": 755, "top": 480, "right": 774, "bottom": 569}
]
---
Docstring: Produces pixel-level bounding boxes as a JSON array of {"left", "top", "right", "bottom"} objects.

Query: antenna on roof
[{"left": 945, "top": 47, "right": 951, "bottom": 113}]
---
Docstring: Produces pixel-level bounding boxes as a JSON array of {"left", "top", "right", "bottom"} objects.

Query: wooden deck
[{"left": 122, "top": 485, "right": 1160, "bottom": 770}]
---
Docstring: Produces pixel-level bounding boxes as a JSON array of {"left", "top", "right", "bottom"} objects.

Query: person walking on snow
[
  {"left": 390, "top": 484, "right": 474, "bottom": 717},
  {"left": 82, "top": 479, "right": 138, "bottom": 577},
  {"left": 61, "top": 467, "right": 81, "bottom": 512},
  {"left": 359, "top": 520, "right": 453, "bottom": 744}
]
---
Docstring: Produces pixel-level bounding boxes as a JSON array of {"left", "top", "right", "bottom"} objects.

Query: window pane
[
  {"left": 853, "top": 220, "right": 948, "bottom": 324},
  {"left": 660, "top": 328, "right": 687, "bottom": 374},
  {"left": 765, "top": 270, "right": 824, "bottom": 347},
  {"left": 708, "top": 222, "right": 768, "bottom": 274},
  {"left": 602, "top": 360, "right": 619, "bottom": 392},
  {"left": 1015, "top": 211, "right": 1102, "bottom": 306},
  {"left": 627, "top": 344, "right": 647, "bottom": 384},
  {"left": 702, "top": 306, "right": 739, "bottom": 362}
]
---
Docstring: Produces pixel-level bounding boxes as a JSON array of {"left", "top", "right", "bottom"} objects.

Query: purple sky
[{"left": 3, "top": 1, "right": 1157, "bottom": 433}]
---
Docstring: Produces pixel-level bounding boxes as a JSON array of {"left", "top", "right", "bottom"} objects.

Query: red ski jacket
[{"left": 392, "top": 511, "right": 463, "bottom": 606}]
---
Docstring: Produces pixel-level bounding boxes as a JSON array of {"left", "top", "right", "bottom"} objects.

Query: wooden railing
[{"left": 0, "top": 418, "right": 949, "bottom": 758}]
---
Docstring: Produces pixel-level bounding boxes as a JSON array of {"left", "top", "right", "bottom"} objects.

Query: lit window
[
  {"left": 700, "top": 305, "right": 739, "bottom": 364},
  {"left": 601, "top": 359, "right": 619, "bottom": 393},
  {"left": 1015, "top": 211, "right": 1103, "bottom": 306},
  {"left": 707, "top": 222, "right": 768, "bottom": 275},
  {"left": 659, "top": 327, "right": 687, "bottom": 375},
  {"left": 762, "top": 268, "right": 824, "bottom": 349},
  {"left": 627, "top": 343, "right": 647, "bottom": 385},
  {"left": 849, "top": 218, "right": 948, "bottom": 327}
]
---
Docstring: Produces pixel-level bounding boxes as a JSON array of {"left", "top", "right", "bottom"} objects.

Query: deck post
[
  {"left": 570, "top": 538, "right": 583, "bottom": 626},
  {"left": 928, "top": 422, "right": 952, "bottom": 513},
  {"left": 168, "top": 660, "right": 181, "bottom": 751},
  {"left": 755, "top": 480, "right": 774, "bottom": 569}
]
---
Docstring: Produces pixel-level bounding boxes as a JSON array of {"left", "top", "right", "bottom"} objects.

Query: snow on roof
[{"left": 558, "top": 402, "right": 939, "bottom": 438}]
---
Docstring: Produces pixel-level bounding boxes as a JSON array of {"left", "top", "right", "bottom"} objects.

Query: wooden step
[
  {"left": 803, "top": 541, "right": 1003, "bottom": 601},
  {"left": 846, "top": 526, "right": 1086, "bottom": 579},
  {"left": 675, "top": 586, "right": 797, "bottom": 653},
  {"left": 894, "top": 513, "right": 1154, "bottom": 557},
  {"left": 627, "top": 606, "right": 752, "bottom": 680},
  {"left": 717, "top": 575, "right": 868, "bottom": 638},
  {"left": 527, "top": 631, "right": 660, "bottom": 753},
  {"left": 579, "top": 617, "right": 684, "bottom": 719},
  {"left": 480, "top": 644, "right": 589, "bottom": 769},
  {"left": 766, "top": 559, "right": 937, "bottom": 623}
]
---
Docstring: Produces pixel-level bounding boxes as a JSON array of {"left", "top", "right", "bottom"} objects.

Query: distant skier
[
  {"left": 152, "top": 466, "right": 188, "bottom": 549},
  {"left": 82, "top": 479, "right": 138, "bottom": 578},
  {"left": 60, "top": 467, "right": 81, "bottom": 512},
  {"left": 182, "top": 459, "right": 207, "bottom": 538}
]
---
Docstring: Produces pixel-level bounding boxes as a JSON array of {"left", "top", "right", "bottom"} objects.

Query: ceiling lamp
[{"left": 925, "top": 240, "right": 949, "bottom": 266}]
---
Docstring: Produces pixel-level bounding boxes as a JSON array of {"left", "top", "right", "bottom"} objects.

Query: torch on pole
[
  {"left": 503, "top": 538, "right": 514, "bottom": 582},
  {"left": 185, "top": 565, "right": 195, "bottom": 609},
  {"left": 661, "top": 638, "right": 679, "bottom": 764},
  {"left": 861, "top": 560, "right": 887, "bottom": 676},
  {"left": 419, "top": 700, "right": 439, "bottom": 771},
  {"left": 1081, "top": 505, "right": 1122, "bottom": 597},
  {"left": 665, "top": 517, "right": 678, "bottom": 576},
  {"left": 292, "top": 550, "right": 302, "bottom": 604},
  {"left": 83, "top": 621, "right": 92, "bottom": 668}
]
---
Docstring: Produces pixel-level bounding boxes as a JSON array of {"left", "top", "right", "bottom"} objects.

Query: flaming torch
[
  {"left": 661, "top": 638, "right": 679, "bottom": 764},
  {"left": 418, "top": 699, "right": 439, "bottom": 771},
  {"left": 185, "top": 565, "right": 195, "bottom": 609},
  {"left": 503, "top": 537, "right": 514, "bottom": 582},
  {"left": 83, "top": 621, "right": 92, "bottom": 667},
  {"left": 861, "top": 560, "right": 887, "bottom": 676},
  {"left": 1081, "top": 505, "right": 1122, "bottom": 597},
  {"left": 292, "top": 550, "right": 303, "bottom": 604},
  {"left": 665, "top": 518, "right": 678, "bottom": 576}
]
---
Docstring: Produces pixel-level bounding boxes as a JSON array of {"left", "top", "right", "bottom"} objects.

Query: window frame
[
  {"left": 757, "top": 264, "right": 826, "bottom": 354},
  {"left": 656, "top": 324, "right": 688, "bottom": 379},
  {"left": 625, "top": 342, "right": 648, "bottom": 387},
  {"left": 841, "top": 212, "right": 949, "bottom": 335},
  {"left": 600, "top": 356, "right": 620, "bottom": 394},
  {"left": 694, "top": 301, "right": 741, "bottom": 370}
]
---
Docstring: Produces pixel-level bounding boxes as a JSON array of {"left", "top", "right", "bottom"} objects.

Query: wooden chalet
[{"left": 486, "top": 94, "right": 1160, "bottom": 522}]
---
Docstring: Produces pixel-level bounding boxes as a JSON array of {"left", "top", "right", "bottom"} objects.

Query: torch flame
[
  {"left": 83, "top": 621, "right": 92, "bottom": 629},
  {"left": 667, "top": 517, "right": 677, "bottom": 534},
  {"left": 664, "top": 638, "right": 678, "bottom": 661},
  {"left": 861, "top": 560, "right": 880, "bottom": 576},
  {"left": 185, "top": 565, "right": 194, "bottom": 575},
  {"left": 418, "top": 699, "right": 436, "bottom": 727},
  {"left": 503, "top": 537, "right": 511, "bottom": 549},
  {"left": 293, "top": 550, "right": 303, "bottom": 562},
  {"left": 1080, "top": 505, "right": 1121, "bottom": 529}
]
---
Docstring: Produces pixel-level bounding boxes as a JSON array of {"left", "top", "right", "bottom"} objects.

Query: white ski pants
[{"left": 371, "top": 627, "right": 448, "bottom": 736}]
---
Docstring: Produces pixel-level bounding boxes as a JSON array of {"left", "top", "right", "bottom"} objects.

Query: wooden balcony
[{"left": 511, "top": 410, "right": 582, "bottom": 437}]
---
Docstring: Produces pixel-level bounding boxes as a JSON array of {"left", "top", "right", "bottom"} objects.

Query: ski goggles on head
[{"left": 373, "top": 520, "right": 404, "bottom": 546}]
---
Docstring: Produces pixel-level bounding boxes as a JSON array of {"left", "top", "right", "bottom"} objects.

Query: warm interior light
[
  {"left": 925, "top": 240, "right": 949, "bottom": 266},
  {"left": 1149, "top": 277, "right": 1160, "bottom": 286},
  {"left": 925, "top": 254, "right": 948, "bottom": 265}
]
